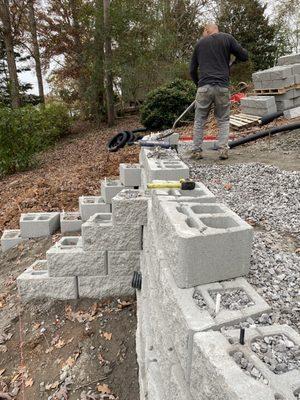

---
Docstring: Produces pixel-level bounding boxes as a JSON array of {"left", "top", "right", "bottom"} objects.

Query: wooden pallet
[
  {"left": 253, "top": 83, "right": 300, "bottom": 95},
  {"left": 230, "top": 113, "right": 261, "bottom": 130}
]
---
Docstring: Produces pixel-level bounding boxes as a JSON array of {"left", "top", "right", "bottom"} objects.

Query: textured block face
[
  {"left": 191, "top": 332, "right": 276, "bottom": 400},
  {"left": 155, "top": 202, "right": 253, "bottom": 288},
  {"left": 82, "top": 213, "right": 142, "bottom": 251},
  {"left": 241, "top": 96, "right": 276, "bottom": 109},
  {"left": 100, "top": 180, "right": 125, "bottom": 204},
  {"left": 47, "top": 236, "right": 106, "bottom": 277},
  {"left": 241, "top": 106, "right": 277, "bottom": 117},
  {"left": 112, "top": 189, "right": 149, "bottom": 226},
  {"left": 78, "top": 275, "right": 134, "bottom": 298},
  {"left": 119, "top": 163, "right": 142, "bottom": 187},
  {"left": 284, "top": 106, "right": 300, "bottom": 119},
  {"left": 145, "top": 158, "right": 189, "bottom": 182},
  {"left": 1, "top": 229, "right": 24, "bottom": 252},
  {"left": 60, "top": 212, "right": 82, "bottom": 234},
  {"left": 261, "top": 77, "right": 294, "bottom": 89},
  {"left": 275, "top": 98, "right": 295, "bottom": 111},
  {"left": 278, "top": 53, "right": 300, "bottom": 66},
  {"left": 268, "top": 65, "right": 293, "bottom": 80},
  {"left": 17, "top": 261, "right": 78, "bottom": 302},
  {"left": 79, "top": 196, "right": 110, "bottom": 221},
  {"left": 108, "top": 251, "right": 140, "bottom": 276},
  {"left": 20, "top": 212, "right": 60, "bottom": 238}
]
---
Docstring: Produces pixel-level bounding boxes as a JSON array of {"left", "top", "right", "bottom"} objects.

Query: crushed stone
[
  {"left": 231, "top": 351, "right": 269, "bottom": 384},
  {"left": 209, "top": 289, "right": 254, "bottom": 311}
]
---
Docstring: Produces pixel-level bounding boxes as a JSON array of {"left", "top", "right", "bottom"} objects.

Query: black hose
[
  {"left": 260, "top": 111, "right": 283, "bottom": 126},
  {"left": 229, "top": 122, "right": 300, "bottom": 149}
]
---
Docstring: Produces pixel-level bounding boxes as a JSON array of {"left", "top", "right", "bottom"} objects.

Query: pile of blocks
[{"left": 240, "top": 96, "right": 277, "bottom": 117}]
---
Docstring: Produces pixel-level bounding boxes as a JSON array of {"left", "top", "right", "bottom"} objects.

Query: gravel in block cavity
[
  {"left": 123, "top": 164, "right": 140, "bottom": 168},
  {"left": 231, "top": 351, "right": 269, "bottom": 385},
  {"left": 193, "top": 290, "right": 208, "bottom": 309},
  {"left": 117, "top": 189, "right": 144, "bottom": 199},
  {"left": 251, "top": 334, "right": 300, "bottom": 374},
  {"left": 209, "top": 289, "right": 255, "bottom": 311},
  {"left": 147, "top": 148, "right": 178, "bottom": 159},
  {"left": 63, "top": 214, "right": 82, "bottom": 221}
]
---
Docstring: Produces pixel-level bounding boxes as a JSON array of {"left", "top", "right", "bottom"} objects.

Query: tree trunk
[
  {"left": 28, "top": 0, "right": 45, "bottom": 104},
  {"left": 103, "top": 0, "right": 115, "bottom": 126},
  {"left": 0, "top": 0, "right": 21, "bottom": 108}
]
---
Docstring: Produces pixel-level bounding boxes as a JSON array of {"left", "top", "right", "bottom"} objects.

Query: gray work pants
[{"left": 193, "top": 84, "right": 231, "bottom": 150}]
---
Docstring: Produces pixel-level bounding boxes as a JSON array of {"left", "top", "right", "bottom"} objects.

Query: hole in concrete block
[
  {"left": 23, "top": 215, "right": 36, "bottom": 221},
  {"left": 294, "top": 388, "right": 300, "bottom": 399},
  {"left": 32, "top": 261, "right": 47, "bottom": 270},
  {"left": 93, "top": 214, "right": 112, "bottom": 223},
  {"left": 106, "top": 181, "right": 120, "bottom": 187},
  {"left": 230, "top": 351, "right": 269, "bottom": 385},
  {"left": 251, "top": 334, "right": 299, "bottom": 374},
  {"left": 209, "top": 288, "right": 255, "bottom": 311},
  {"left": 164, "top": 164, "right": 182, "bottom": 169},
  {"left": 83, "top": 197, "right": 97, "bottom": 204},
  {"left": 60, "top": 238, "right": 80, "bottom": 247},
  {"left": 193, "top": 290, "right": 208, "bottom": 309},
  {"left": 38, "top": 214, "right": 51, "bottom": 221},
  {"left": 185, "top": 218, "right": 199, "bottom": 229},
  {"left": 63, "top": 213, "right": 81, "bottom": 221},
  {"left": 96, "top": 198, "right": 105, "bottom": 204},
  {"left": 200, "top": 216, "right": 239, "bottom": 229},
  {"left": 31, "top": 271, "right": 47, "bottom": 276},
  {"left": 191, "top": 205, "right": 224, "bottom": 214},
  {"left": 274, "top": 395, "right": 286, "bottom": 400},
  {"left": 176, "top": 206, "right": 190, "bottom": 217}
]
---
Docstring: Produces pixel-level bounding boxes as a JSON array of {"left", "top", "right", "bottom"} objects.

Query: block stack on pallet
[{"left": 240, "top": 96, "right": 277, "bottom": 117}]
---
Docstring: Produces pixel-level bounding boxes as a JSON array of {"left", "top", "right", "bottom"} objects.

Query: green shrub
[
  {"left": 140, "top": 79, "right": 196, "bottom": 130},
  {"left": 0, "top": 103, "right": 71, "bottom": 177}
]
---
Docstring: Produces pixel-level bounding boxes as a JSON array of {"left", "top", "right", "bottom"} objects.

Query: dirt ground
[{"left": 0, "top": 114, "right": 299, "bottom": 400}]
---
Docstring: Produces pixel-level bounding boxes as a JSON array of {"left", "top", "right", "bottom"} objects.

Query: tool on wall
[{"left": 147, "top": 179, "right": 196, "bottom": 191}]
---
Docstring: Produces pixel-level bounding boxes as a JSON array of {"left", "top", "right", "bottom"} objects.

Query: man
[{"left": 189, "top": 23, "right": 248, "bottom": 160}]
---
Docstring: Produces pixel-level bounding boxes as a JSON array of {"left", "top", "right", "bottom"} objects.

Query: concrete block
[
  {"left": 78, "top": 274, "right": 134, "bottom": 298},
  {"left": 47, "top": 236, "right": 106, "bottom": 277},
  {"left": 112, "top": 189, "right": 149, "bottom": 226},
  {"left": 252, "top": 70, "right": 271, "bottom": 81},
  {"left": 79, "top": 196, "right": 110, "bottom": 221},
  {"left": 100, "top": 179, "right": 125, "bottom": 204},
  {"left": 119, "top": 163, "right": 141, "bottom": 187},
  {"left": 166, "top": 132, "right": 179, "bottom": 146},
  {"left": 82, "top": 213, "right": 142, "bottom": 251},
  {"left": 274, "top": 89, "right": 295, "bottom": 101},
  {"left": 145, "top": 157, "right": 189, "bottom": 182},
  {"left": 292, "top": 63, "right": 300, "bottom": 74},
  {"left": 241, "top": 107, "right": 270, "bottom": 117},
  {"left": 278, "top": 53, "right": 300, "bottom": 66},
  {"left": 294, "top": 74, "right": 300, "bottom": 84},
  {"left": 155, "top": 201, "right": 253, "bottom": 288},
  {"left": 268, "top": 65, "right": 293, "bottom": 80},
  {"left": 60, "top": 211, "right": 82, "bottom": 234},
  {"left": 190, "top": 331, "right": 276, "bottom": 400},
  {"left": 241, "top": 96, "right": 276, "bottom": 110},
  {"left": 20, "top": 212, "right": 60, "bottom": 238},
  {"left": 261, "top": 77, "right": 294, "bottom": 89},
  {"left": 151, "top": 181, "right": 216, "bottom": 201},
  {"left": 224, "top": 324, "right": 300, "bottom": 399},
  {"left": 253, "top": 81, "right": 263, "bottom": 89},
  {"left": 275, "top": 98, "right": 294, "bottom": 111},
  {"left": 108, "top": 251, "right": 140, "bottom": 276},
  {"left": 17, "top": 260, "right": 78, "bottom": 302},
  {"left": 1, "top": 229, "right": 24, "bottom": 252}
]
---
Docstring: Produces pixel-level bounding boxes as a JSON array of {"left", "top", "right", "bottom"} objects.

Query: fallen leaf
[
  {"left": 102, "top": 332, "right": 112, "bottom": 341},
  {"left": 97, "top": 383, "right": 111, "bottom": 394},
  {"left": 117, "top": 300, "right": 132, "bottom": 309},
  {"left": 45, "top": 347, "right": 54, "bottom": 354},
  {"left": 25, "top": 378, "right": 34, "bottom": 387},
  {"left": 98, "top": 353, "right": 106, "bottom": 364},
  {"left": 224, "top": 183, "right": 233, "bottom": 191},
  {"left": 0, "top": 345, "right": 7, "bottom": 353},
  {"left": 55, "top": 339, "right": 65, "bottom": 349},
  {"left": 33, "top": 322, "right": 41, "bottom": 330},
  {"left": 45, "top": 381, "right": 59, "bottom": 390}
]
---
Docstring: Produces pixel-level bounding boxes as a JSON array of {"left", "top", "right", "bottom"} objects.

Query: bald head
[{"left": 203, "top": 23, "right": 219, "bottom": 37}]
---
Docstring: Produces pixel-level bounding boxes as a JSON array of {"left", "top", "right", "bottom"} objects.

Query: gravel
[
  {"left": 193, "top": 290, "right": 208, "bottom": 309},
  {"left": 251, "top": 334, "right": 300, "bottom": 374},
  {"left": 231, "top": 351, "right": 269, "bottom": 384},
  {"left": 209, "top": 289, "right": 254, "bottom": 311},
  {"left": 181, "top": 149, "right": 300, "bottom": 333}
]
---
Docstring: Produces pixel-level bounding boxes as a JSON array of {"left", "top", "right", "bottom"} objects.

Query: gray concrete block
[
  {"left": 224, "top": 324, "right": 300, "bottom": 399},
  {"left": 79, "top": 196, "right": 111, "bottom": 221},
  {"left": 261, "top": 77, "right": 294, "bottom": 89},
  {"left": 253, "top": 81, "right": 263, "bottom": 89},
  {"left": 252, "top": 70, "right": 271, "bottom": 81},
  {"left": 108, "top": 251, "right": 140, "bottom": 276},
  {"left": 155, "top": 201, "right": 253, "bottom": 288},
  {"left": 274, "top": 89, "right": 296, "bottom": 101},
  {"left": 119, "top": 163, "right": 142, "bottom": 187},
  {"left": 292, "top": 63, "right": 300, "bottom": 74},
  {"left": 100, "top": 179, "right": 125, "bottom": 204},
  {"left": 241, "top": 107, "right": 272, "bottom": 117},
  {"left": 278, "top": 53, "right": 300, "bottom": 66},
  {"left": 294, "top": 74, "right": 300, "bottom": 84},
  {"left": 275, "top": 98, "right": 294, "bottom": 111},
  {"left": 1, "top": 229, "right": 24, "bottom": 252},
  {"left": 20, "top": 212, "right": 60, "bottom": 238},
  {"left": 78, "top": 274, "right": 134, "bottom": 298},
  {"left": 47, "top": 236, "right": 107, "bottom": 277},
  {"left": 294, "top": 96, "right": 300, "bottom": 107},
  {"left": 17, "top": 260, "right": 78, "bottom": 302},
  {"left": 191, "top": 331, "right": 276, "bottom": 400},
  {"left": 112, "top": 189, "right": 149, "bottom": 226},
  {"left": 144, "top": 157, "right": 189, "bottom": 182},
  {"left": 60, "top": 212, "right": 82, "bottom": 234},
  {"left": 241, "top": 96, "right": 276, "bottom": 109},
  {"left": 268, "top": 65, "right": 293, "bottom": 80},
  {"left": 82, "top": 213, "right": 142, "bottom": 251}
]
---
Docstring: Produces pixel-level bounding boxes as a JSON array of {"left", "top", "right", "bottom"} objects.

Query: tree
[
  {"left": 0, "top": 0, "right": 20, "bottom": 108},
  {"left": 27, "top": 0, "right": 45, "bottom": 104},
  {"left": 103, "top": 0, "right": 115, "bottom": 126},
  {"left": 217, "top": 0, "right": 277, "bottom": 71}
]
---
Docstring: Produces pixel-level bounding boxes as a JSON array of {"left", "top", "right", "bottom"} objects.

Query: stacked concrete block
[
  {"left": 60, "top": 211, "right": 82, "bottom": 234},
  {"left": 284, "top": 105, "right": 300, "bottom": 119},
  {"left": 144, "top": 157, "right": 189, "bottom": 182},
  {"left": 252, "top": 66, "right": 294, "bottom": 90},
  {"left": 46, "top": 236, "right": 106, "bottom": 277},
  {"left": 79, "top": 196, "right": 110, "bottom": 221},
  {"left": 20, "top": 212, "right": 60, "bottom": 238},
  {"left": 17, "top": 260, "right": 78, "bottom": 302},
  {"left": 1, "top": 229, "right": 24, "bottom": 252},
  {"left": 119, "top": 163, "right": 141, "bottom": 187},
  {"left": 100, "top": 179, "right": 125, "bottom": 204},
  {"left": 278, "top": 53, "right": 300, "bottom": 66},
  {"left": 154, "top": 201, "right": 253, "bottom": 288},
  {"left": 112, "top": 189, "right": 149, "bottom": 226},
  {"left": 240, "top": 96, "right": 277, "bottom": 116}
]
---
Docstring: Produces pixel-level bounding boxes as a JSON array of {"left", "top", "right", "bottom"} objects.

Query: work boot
[
  {"left": 188, "top": 149, "right": 203, "bottom": 160},
  {"left": 218, "top": 147, "right": 228, "bottom": 160}
]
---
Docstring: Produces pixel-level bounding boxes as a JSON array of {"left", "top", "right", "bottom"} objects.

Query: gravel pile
[
  {"left": 209, "top": 289, "right": 254, "bottom": 311},
  {"left": 231, "top": 351, "right": 268, "bottom": 384},
  {"left": 251, "top": 334, "right": 300, "bottom": 374}
]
